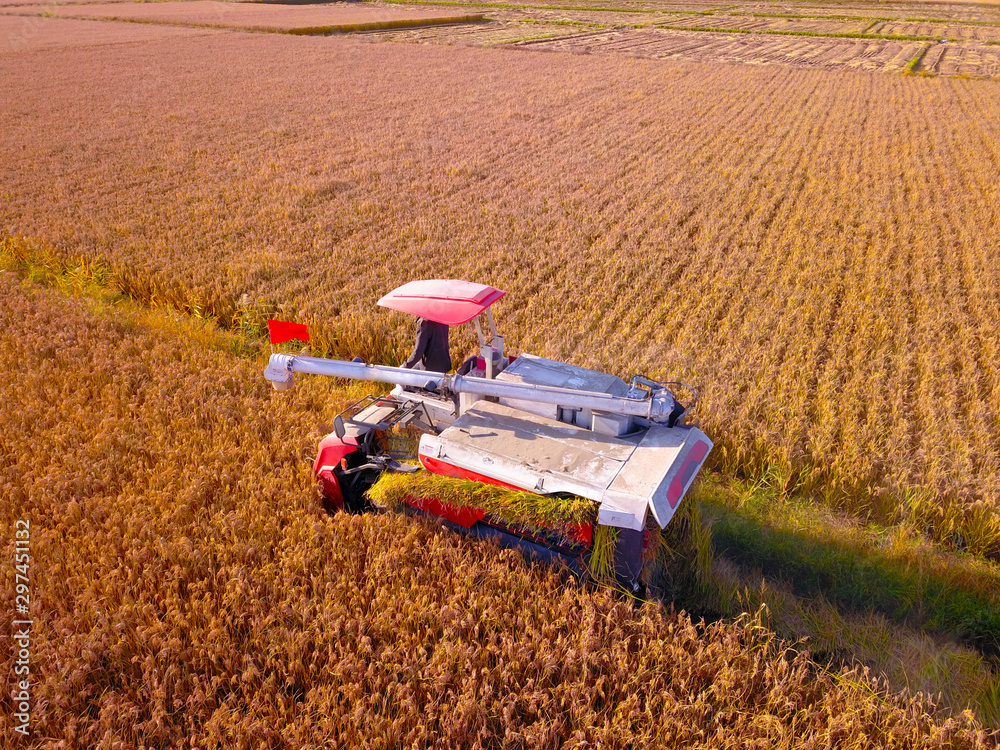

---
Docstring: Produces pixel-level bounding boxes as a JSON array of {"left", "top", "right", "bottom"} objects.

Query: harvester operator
[{"left": 402, "top": 317, "right": 452, "bottom": 373}]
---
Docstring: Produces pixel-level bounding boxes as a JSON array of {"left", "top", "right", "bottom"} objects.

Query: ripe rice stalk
[
  {"left": 691, "top": 500, "right": 714, "bottom": 590},
  {"left": 367, "top": 470, "right": 598, "bottom": 542},
  {"left": 587, "top": 523, "right": 618, "bottom": 581},
  {"left": 644, "top": 498, "right": 715, "bottom": 597},
  {"left": 375, "top": 424, "right": 422, "bottom": 460}
]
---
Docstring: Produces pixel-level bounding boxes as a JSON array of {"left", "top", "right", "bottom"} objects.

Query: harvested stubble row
[
  {"left": 520, "top": 27, "right": 932, "bottom": 73},
  {"left": 0, "top": 275, "right": 993, "bottom": 747},
  {"left": 2, "top": 31, "right": 1000, "bottom": 555}
]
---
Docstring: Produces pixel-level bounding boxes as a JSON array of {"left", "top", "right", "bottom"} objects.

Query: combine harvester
[{"left": 265, "top": 280, "right": 712, "bottom": 588}]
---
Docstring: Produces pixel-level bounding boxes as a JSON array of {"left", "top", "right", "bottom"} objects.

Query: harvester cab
[
  {"left": 379, "top": 278, "right": 508, "bottom": 379},
  {"left": 264, "top": 280, "right": 713, "bottom": 588},
  {"left": 377, "top": 279, "right": 512, "bottom": 426}
]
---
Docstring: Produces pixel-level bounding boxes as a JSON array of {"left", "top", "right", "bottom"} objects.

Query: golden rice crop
[
  {"left": 2, "top": 25, "right": 999, "bottom": 554},
  {"left": 0, "top": 275, "right": 994, "bottom": 746},
  {"left": 368, "top": 471, "right": 597, "bottom": 539}
]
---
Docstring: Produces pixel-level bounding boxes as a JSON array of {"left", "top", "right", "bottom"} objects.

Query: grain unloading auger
[{"left": 265, "top": 280, "right": 713, "bottom": 588}]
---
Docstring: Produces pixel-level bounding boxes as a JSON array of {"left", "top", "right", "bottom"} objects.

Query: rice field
[
  {"left": 0, "top": 13, "right": 219, "bottom": 54},
  {"left": 9, "top": 1, "right": 485, "bottom": 35},
  {"left": 3, "top": 0, "right": 1000, "bottom": 740},
  {"left": 2, "top": 23, "right": 1000, "bottom": 552},
  {"left": 0, "top": 274, "right": 994, "bottom": 747}
]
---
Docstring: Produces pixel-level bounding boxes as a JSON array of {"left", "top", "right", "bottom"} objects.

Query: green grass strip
[
  {"left": 23, "top": 10, "right": 485, "bottom": 36},
  {"left": 737, "top": 11, "right": 892, "bottom": 22},
  {"left": 368, "top": 471, "right": 597, "bottom": 543},
  {"left": 488, "top": 32, "right": 567, "bottom": 44},
  {"left": 0, "top": 235, "right": 268, "bottom": 358},
  {"left": 697, "top": 478, "right": 1000, "bottom": 657},
  {"left": 903, "top": 43, "right": 931, "bottom": 75},
  {"left": 0, "top": 234, "right": 408, "bottom": 364},
  {"left": 284, "top": 15, "right": 485, "bottom": 35},
  {"left": 901, "top": 16, "right": 1000, "bottom": 28}
]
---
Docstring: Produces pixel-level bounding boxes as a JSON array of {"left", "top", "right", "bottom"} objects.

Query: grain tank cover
[{"left": 377, "top": 280, "right": 506, "bottom": 326}]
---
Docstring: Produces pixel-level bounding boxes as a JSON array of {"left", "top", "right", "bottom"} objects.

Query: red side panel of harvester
[{"left": 313, "top": 433, "right": 359, "bottom": 513}]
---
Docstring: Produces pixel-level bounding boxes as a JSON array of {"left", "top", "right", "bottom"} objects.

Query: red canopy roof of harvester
[{"left": 376, "top": 280, "right": 506, "bottom": 325}]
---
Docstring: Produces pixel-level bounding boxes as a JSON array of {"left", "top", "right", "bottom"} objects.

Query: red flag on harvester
[{"left": 267, "top": 320, "right": 310, "bottom": 345}]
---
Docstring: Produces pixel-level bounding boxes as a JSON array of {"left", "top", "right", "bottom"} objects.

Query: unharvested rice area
[
  {"left": 2, "top": 275, "right": 992, "bottom": 746},
  {"left": 9, "top": 1, "right": 484, "bottom": 33},
  {"left": 522, "top": 27, "right": 927, "bottom": 73},
  {"left": 0, "top": 14, "right": 218, "bottom": 53},
  {"left": 0, "top": 0, "right": 135, "bottom": 6},
  {"left": 2, "top": 33, "right": 1000, "bottom": 550}
]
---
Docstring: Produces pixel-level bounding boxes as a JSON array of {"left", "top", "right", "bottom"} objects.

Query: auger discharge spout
[{"left": 264, "top": 353, "right": 449, "bottom": 391}]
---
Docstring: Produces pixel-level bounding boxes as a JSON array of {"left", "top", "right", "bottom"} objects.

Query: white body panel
[{"left": 421, "top": 401, "right": 712, "bottom": 532}]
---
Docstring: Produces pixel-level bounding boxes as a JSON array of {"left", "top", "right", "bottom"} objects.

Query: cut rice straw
[{"left": 368, "top": 471, "right": 597, "bottom": 544}]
